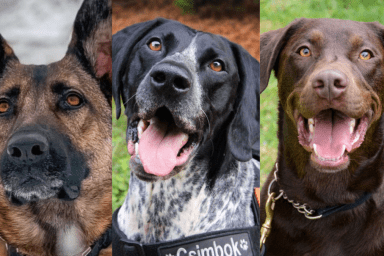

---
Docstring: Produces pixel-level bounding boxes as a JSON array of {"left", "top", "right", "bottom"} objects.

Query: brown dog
[
  {"left": 0, "top": 0, "right": 112, "bottom": 255},
  {"left": 261, "top": 18, "right": 384, "bottom": 256}
]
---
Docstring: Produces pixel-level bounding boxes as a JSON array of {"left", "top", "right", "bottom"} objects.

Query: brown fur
[
  {"left": 261, "top": 18, "right": 384, "bottom": 256},
  {"left": 0, "top": 0, "right": 112, "bottom": 255}
]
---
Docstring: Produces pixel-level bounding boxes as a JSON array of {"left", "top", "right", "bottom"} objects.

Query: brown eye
[
  {"left": 66, "top": 94, "right": 81, "bottom": 107},
  {"left": 359, "top": 50, "right": 372, "bottom": 60},
  {"left": 148, "top": 40, "right": 161, "bottom": 51},
  {"left": 299, "top": 47, "right": 311, "bottom": 57},
  {"left": 210, "top": 61, "right": 223, "bottom": 72},
  {"left": 0, "top": 101, "right": 9, "bottom": 113}
]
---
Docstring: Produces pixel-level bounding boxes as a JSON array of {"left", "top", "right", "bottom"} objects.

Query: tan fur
[{"left": 0, "top": 3, "right": 112, "bottom": 255}]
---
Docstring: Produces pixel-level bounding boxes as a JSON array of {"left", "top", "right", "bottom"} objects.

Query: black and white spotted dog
[{"left": 112, "top": 18, "right": 259, "bottom": 244}]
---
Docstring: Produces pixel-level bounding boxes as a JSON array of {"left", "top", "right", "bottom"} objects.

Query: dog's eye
[
  {"left": 148, "top": 40, "right": 162, "bottom": 51},
  {"left": 209, "top": 61, "right": 223, "bottom": 72},
  {"left": 299, "top": 47, "right": 311, "bottom": 57},
  {"left": 66, "top": 94, "right": 82, "bottom": 107},
  {"left": 359, "top": 50, "right": 372, "bottom": 60},
  {"left": 0, "top": 101, "right": 9, "bottom": 113}
]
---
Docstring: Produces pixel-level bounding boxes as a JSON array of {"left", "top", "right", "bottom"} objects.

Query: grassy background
[
  {"left": 260, "top": 0, "right": 384, "bottom": 187},
  {"left": 112, "top": 103, "right": 130, "bottom": 211}
]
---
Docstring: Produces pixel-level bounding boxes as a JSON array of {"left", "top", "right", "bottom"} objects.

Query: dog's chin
[
  {"left": 309, "top": 154, "right": 350, "bottom": 173},
  {"left": 3, "top": 179, "right": 82, "bottom": 206}
]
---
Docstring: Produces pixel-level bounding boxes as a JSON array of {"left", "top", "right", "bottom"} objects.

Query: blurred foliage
[
  {"left": 260, "top": 0, "right": 384, "bottom": 187},
  {"left": 112, "top": 101, "right": 130, "bottom": 211},
  {"left": 174, "top": 0, "right": 195, "bottom": 14}
]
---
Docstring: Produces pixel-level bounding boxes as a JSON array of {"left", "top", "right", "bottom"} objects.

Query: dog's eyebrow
[
  {"left": 308, "top": 30, "right": 324, "bottom": 45},
  {"left": 51, "top": 82, "right": 71, "bottom": 94},
  {"left": 0, "top": 87, "right": 20, "bottom": 98},
  {"left": 198, "top": 48, "right": 226, "bottom": 65},
  {"left": 349, "top": 34, "right": 364, "bottom": 48}
]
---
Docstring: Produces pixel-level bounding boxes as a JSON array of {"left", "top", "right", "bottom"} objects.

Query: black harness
[
  {"left": 112, "top": 193, "right": 260, "bottom": 256},
  {"left": 1, "top": 227, "right": 112, "bottom": 256}
]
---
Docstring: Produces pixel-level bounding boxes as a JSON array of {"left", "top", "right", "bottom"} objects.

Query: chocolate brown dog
[
  {"left": 0, "top": 0, "right": 112, "bottom": 255},
  {"left": 261, "top": 18, "right": 384, "bottom": 256}
]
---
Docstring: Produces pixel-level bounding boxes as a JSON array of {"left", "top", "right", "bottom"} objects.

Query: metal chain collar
[{"left": 268, "top": 163, "right": 322, "bottom": 220}]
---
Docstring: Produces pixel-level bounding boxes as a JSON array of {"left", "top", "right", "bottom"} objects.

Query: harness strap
[{"left": 113, "top": 199, "right": 260, "bottom": 256}]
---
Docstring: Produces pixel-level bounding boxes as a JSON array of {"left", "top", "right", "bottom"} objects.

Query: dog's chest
[
  {"left": 118, "top": 160, "right": 255, "bottom": 243},
  {"left": 56, "top": 225, "right": 87, "bottom": 256}
]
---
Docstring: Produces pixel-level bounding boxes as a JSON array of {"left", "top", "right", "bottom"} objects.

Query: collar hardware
[{"left": 260, "top": 163, "right": 372, "bottom": 256}]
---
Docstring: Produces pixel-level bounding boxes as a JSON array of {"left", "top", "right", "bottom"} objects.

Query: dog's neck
[
  {"left": 278, "top": 108, "right": 384, "bottom": 209},
  {"left": 118, "top": 158, "right": 255, "bottom": 243},
  {"left": 56, "top": 225, "right": 88, "bottom": 256}
]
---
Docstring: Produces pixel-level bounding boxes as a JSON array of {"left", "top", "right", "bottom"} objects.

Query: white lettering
[
  {"left": 213, "top": 241, "right": 223, "bottom": 256},
  {"left": 224, "top": 244, "right": 233, "bottom": 256},
  {"left": 177, "top": 248, "right": 187, "bottom": 256},
  {"left": 201, "top": 247, "right": 214, "bottom": 256},
  {"left": 231, "top": 238, "right": 241, "bottom": 256},
  {"left": 189, "top": 251, "right": 196, "bottom": 256}
]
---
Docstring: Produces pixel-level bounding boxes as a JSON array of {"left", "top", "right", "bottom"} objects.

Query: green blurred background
[{"left": 260, "top": 0, "right": 384, "bottom": 187}]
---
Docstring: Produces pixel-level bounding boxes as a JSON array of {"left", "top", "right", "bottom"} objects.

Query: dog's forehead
[
  {"left": 195, "top": 32, "right": 231, "bottom": 53},
  {"left": 292, "top": 19, "right": 382, "bottom": 48},
  {"left": 145, "top": 22, "right": 196, "bottom": 48}
]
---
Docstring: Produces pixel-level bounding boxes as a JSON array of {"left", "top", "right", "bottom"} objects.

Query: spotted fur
[
  {"left": 113, "top": 18, "right": 259, "bottom": 244},
  {"left": 118, "top": 159, "right": 256, "bottom": 243}
]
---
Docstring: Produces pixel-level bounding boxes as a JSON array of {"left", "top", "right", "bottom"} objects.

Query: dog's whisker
[
  {"left": 201, "top": 109, "right": 211, "bottom": 135},
  {"left": 201, "top": 108, "right": 215, "bottom": 156},
  {"left": 122, "top": 93, "right": 137, "bottom": 106}
]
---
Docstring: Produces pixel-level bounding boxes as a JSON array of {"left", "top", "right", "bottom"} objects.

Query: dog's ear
[
  {"left": 0, "top": 35, "right": 19, "bottom": 78},
  {"left": 66, "top": 0, "right": 112, "bottom": 100},
  {"left": 367, "top": 22, "right": 384, "bottom": 46},
  {"left": 227, "top": 42, "right": 260, "bottom": 162},
  {"left": 260, "top": 18, "right": 306, "bottom": 93},
  {"left": 112, "top": 18, "right": 169, "bottom": 119}
]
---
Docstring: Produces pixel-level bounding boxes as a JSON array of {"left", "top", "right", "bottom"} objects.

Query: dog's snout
[
  {"left": 150, "top": 64, "right": 191, "bottom": 94},
  {"left": 7, "top": 132, "right": 49, "bottom": 164},
  {"left": 312, "top": 69, "right": 348, "bottom": 101}
]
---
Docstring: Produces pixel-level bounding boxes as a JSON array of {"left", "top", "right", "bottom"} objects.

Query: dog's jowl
[
  {"left": 261, "top": 18, "right": 384, "bottom": 256},
  {"left": 0, "top": 0, "right": 112, "bottom": 256},
  {"left": 112, "top": 18, "right": 260, "bottom": 255}
]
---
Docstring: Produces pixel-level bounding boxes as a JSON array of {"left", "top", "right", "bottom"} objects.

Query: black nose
[
  {"left": 7, "top": 132, "right": 49, "bottom": 164},
  {"left": 150, "top": 63, "right": 191, "bottom": 94},
  {"left": 312, "top": 69, "right": 348, "bottom": 101}
]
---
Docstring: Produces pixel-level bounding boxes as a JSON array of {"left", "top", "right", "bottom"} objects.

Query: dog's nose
[
  {"left": 150, "top": 64, "right": 191, "bottom": 94},
  {"left": 7, "top": 132, "right": 49, "bottom": 164},
  {"left": 312, "top": 70, "right": 348, "bottom": 101}
]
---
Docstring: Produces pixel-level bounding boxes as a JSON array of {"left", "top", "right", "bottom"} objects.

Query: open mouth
[
  {"left": 297, "top": 109, "right": 372, "bottom": 169},
  {"left": 127, "top": 107, "right": 199, "bottom": 177}
]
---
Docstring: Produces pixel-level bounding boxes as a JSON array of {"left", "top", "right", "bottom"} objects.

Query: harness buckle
[{"left": 121, "top": 240, "right": 146, "bottom": 256}]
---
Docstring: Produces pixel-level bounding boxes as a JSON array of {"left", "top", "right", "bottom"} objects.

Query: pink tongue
[
  {"left": 313, "top": 110, "right": 351, "bottom": 158},
  {"left": 139, "top": 119, "right": 189, "bottom": 176}
]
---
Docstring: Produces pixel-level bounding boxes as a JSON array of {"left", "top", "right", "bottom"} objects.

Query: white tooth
[
  {"left": 353, "top": 134, "right": 360, "bottom": 144},
  {"left": 135, "top": 143, "right": 139, "bottom": 155},
  {"left": 350, "top": 119, "right": 355, "bottom": 134},
  {"left": 309, "top": 124, "right": 314, "bottom": 133},
  {"left": 138, "top": 121, "right": 144, "bottom": 139},
  {"left": 313, "top": 144, "right": 318, "bottom": 156},
  {"left": 350, "top": 119, "right": 356, "bottom": 128},
  {"left": 308, "top": 118, "right": 314, "bottom": 125}
]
